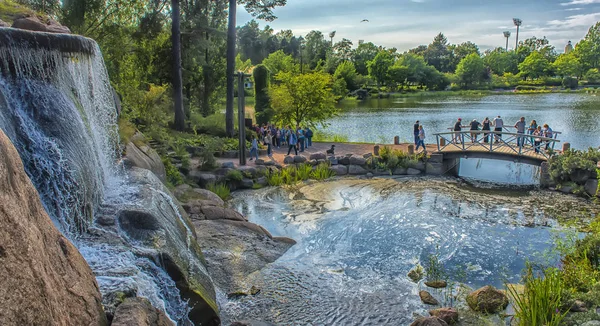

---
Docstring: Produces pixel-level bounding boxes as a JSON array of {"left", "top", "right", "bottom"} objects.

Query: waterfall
[
  {"left": 0, "top": 27, "right": 118, "bottom": 235},
  {"left": 0, "top": 28, "right": 218, "bottom": 325}
]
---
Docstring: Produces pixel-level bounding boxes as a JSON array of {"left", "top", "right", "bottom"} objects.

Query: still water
[
  {"left": 222, "top": 178, "right": 597, "bottom": 325},
  {"left": 326, "top": 93, "right": 600, "bottom": 150}
]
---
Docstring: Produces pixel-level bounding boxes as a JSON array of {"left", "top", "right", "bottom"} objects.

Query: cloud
[
  {"left": 565, "top": 7, "right": 583, "bottom": 10},
  {"left": 560, "top": 0, "right": 600, "bottom": 6},
  {"left": 547, "top": 12, "right": 600, "bottom": 28}
]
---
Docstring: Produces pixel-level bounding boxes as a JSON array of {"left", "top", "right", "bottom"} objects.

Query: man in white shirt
[
  {"left": 514, "top": 117, "right": 526, "bottom": 147},
  {"left": 493, "top": 115, "right": 504, "bottom": 143}
]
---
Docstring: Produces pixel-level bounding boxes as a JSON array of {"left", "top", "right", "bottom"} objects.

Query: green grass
[
  {"left": 296, "top": 164, "right": 313, "bottom": 181},
  {"left": 506, "top": 265, "right": 568, "bottom": 326},
  {"left": 311, "top": 162, "right": 335, "bottom": 180},
  {"left": 312, "top": 130, "right": 349, "bottom": 142},
  {"left": 225, "top": 169, "right": 243, "bottom": 182},
  {"left": 266, "top": 169, "right": 284, "bottom": 186},
  {"left": 0, "top": 0, "right": 36, "bottom": 24},
  {"left": 206, "top": 183, "right": 231, "bottom": 200}
]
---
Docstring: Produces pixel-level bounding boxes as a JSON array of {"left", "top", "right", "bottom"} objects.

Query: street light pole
[
  {"left": 503, "top": 31, "right": 511, "bottom": 51},
  {"left": 236, "top": 71, "right": 251, "bottom": 165},
  {"left": 513, "top": 18, "right": 522, "bottom": 50}
]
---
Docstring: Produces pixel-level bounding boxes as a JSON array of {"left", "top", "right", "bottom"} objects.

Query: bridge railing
[{"left": 433, "top": 130, "right": 561, "bottom": 160}]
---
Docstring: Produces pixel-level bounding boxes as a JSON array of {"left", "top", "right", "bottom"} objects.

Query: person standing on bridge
[
  {"left": 453, "top": 118, "right": 463, "bottom": 144},
  {"left": 514, "top": 117, "right": 526, "bottom": 147},
  {"left": 543, "top": 124, "right": 554, "bottom": 151},
  {"left": 416, "top": 125, "right": 426, "bottom": 152},
  {"left": 533, "top": 126, "right": 543, "bottom": 153},
  {"left": 482, "top": 117, "right": 491, "bottom": 143},
  {"left": 413, "top": 120, "right": 420, "bottom": 146},
  {"left": 528, "top": 120, "right": 538, "bottom": 145},
  {"left": 493, "top": 115, "right": 504, "bottom": 143},
  {"left": 469, "top": 119, "right": 481, "bottom": 143}
]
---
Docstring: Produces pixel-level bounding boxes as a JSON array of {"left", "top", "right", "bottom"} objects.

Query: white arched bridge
[{"left": 432, "top": 129, "right": 561, "bottom": 166}]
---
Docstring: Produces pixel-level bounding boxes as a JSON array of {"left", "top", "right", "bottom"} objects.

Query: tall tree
[
  {"left": 518, "top": 51, "right": 551, "bottom": 80},
  {"left": 575, "top": 22, "right": 600, "bottom": 70},
  {"left": 455, "top": 53, "right": 486, "bottom": 88},
  {"left": 424, "top": 33, "right": 453, "bottom": 73},
  {"left": 368, "top": 50, "right": 394, "bottom": 88},
  {"left": 351, "top": 42, "right": 379, "bottom": 75},
  {"left": 553, "top": 52, "right": 583, "bottom": 78},
  {"left": 225, "top": 0, "right": 286, "bottom": 137},
  {"left": 172, "top": 0, "right": 185, "bottom": 131}
]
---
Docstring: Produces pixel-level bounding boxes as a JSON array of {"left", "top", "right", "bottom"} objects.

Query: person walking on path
[
  {"left": 482, "top": 117, "right": 491, "bottom": 143},
  {"left": 249, "top": 135, "right": 259, "bottom": 161},
  {"left": 287, "top": 129, "right": 298, "bottom": 155},
  {"left": 514, "top": 116, "right": 526, "bottom": 147},
  {"left": 264, "top": 130, "right": 273, "bottom": 158},
  {"left": 493, "top": 115, "right": 504, "bottom": 143},
  {"left": 416, "top": 125, "right": 426, "bottom": 152},
  {"left": 453, "top": 118, "right": 463, "bottom": 144},
  {"left": 413, "top": 120, "right": 420, "bottom": 146},
  {"left": 469, "top": 119, "right": 481, "bottom": 143}
]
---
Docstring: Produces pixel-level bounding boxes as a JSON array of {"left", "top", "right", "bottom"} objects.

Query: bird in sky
[{"left": 360, "top": 19, "right": 369, "bottom": 23}]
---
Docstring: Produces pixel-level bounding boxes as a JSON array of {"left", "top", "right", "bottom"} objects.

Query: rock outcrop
[
  {"left": 12, "top": 16, "right": 71, "bottom": 34},
  {"left": 429, "top": 308, "right": 458, "bottom": 325},
  {"left": 112, "top": 298, "right": 174, "bottom": 326},
  {"left": 124, "top": 133, "right": 167, "bottom": 182},
  {"left": 419, "top": 290, "right": 439, "bottom": 305},
  {"left": 0, "top": 130, "right": 107, "bottom": 326},
  {"left": 466, "top": 285, "right": 509, "bottom": 314}
]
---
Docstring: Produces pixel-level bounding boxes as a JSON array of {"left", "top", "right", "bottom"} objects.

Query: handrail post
[
  {"left": 461, "top": 133, "right": 465, "bottom": 150},
  {"left": 436, "top": 134, "right": 440, "bottom": 151}
]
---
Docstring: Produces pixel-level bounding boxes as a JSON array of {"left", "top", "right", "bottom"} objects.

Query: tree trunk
[
  {"left": 171, "top": 0, "right": 185, "bottom": 131},
  {"left": 225, "top": 0, "right": 236, "bottom": 137}
]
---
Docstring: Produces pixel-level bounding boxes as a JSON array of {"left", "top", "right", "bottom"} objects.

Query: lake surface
[
  {"left": 326, "top": 93, "right": 600, "bottom": 150},
  {"left": 221, "top": 178, "right": 597, "bottom": 325}
]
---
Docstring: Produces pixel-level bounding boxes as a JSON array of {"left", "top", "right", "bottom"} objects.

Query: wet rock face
[
  {"left": 112, "top": 297, "right": 174, "bottom": 326},
  {"left": 124, "top": 133, "right": 166, "bottom": 182},
  {"left": 466, "top": 285, "right": 509, "bottom": 314},
  {"left": 0, "top": 130, "right": 107, "bottom": 326},
  {"left": 429, "top": 307, "right": 458, "bottom": 325}
]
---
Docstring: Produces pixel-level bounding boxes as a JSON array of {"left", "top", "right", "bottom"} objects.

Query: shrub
[
  {"left": 281, "top": 166, "right": 296, "bottom": 184},
  {"left": 296, "top": 164, "right": 312, "bottom": 181},
  {"left": 562, "top": 77, "right": 578, "bottom": 90},
  {"left": 507, "top": 265, "right": 568, "bottom": 326},
  {"left": 311, "top": 162, "right": 335, "bottom": 180},
  {"left": 266, "top": 170, "right": 284, "bottom": 186},
  {"left": 424, "top": 249, "right": 446, "bottom": 282},
  {"left": 162, "top": 158, "right": 184, "bottom": 187},
  {"left": 206, "top": 183, "right": 231, "bottom": 200},
  {"left": 225, "top": 170, "right": 243, "bottom": 182},
  {"left": 548, "top": 148, "right": 600, "bottom": 184}
]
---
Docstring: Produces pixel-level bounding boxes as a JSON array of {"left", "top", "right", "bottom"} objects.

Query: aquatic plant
[
  {"left": 266, "top": 170, "right": 284, "bottom": 186},
  {"left": 424, "top": 249, "right": 446, "bottom": 282},
  {"left": 506, "top": 264, "right": 568, "bottom": 326},
  {"left": 206, "top": 183, "right": 231, "bottom": 200}
]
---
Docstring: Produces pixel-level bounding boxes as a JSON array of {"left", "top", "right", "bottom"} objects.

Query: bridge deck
[{"left": 432, "top": 130, "right": 561, "bottom": 164}]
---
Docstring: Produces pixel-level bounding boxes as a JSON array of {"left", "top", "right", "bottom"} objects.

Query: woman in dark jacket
[{"left": 482, "top": 117, "right": 491, "bottom": 143}]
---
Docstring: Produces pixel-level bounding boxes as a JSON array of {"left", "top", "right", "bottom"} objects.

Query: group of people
[
  {"left": 412, "top": 116, "right": 556, "bottom": 154},
  {"left": 249, "top": 124, "right": 315, "bottom": 160},
  {"left": 449, "top": 116, "right": 555, "bottom": 153}
]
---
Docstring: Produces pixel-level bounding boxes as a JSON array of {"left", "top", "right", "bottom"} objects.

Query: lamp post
[
  {"left": 503, "top": 31, "right": 511, "bottom": 51},
  {"left": 512, "top": 18, "right": 522, "bottom": 50}
]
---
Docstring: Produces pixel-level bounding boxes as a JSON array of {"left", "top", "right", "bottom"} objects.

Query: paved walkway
[{"left": 215, "top": 142, "right": 437, "bottom": 167}]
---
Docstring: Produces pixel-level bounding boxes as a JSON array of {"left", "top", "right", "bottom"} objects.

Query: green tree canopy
[
  {"left": 553, "top": 52, "right": 583, "bottom": 78},
  {"left": 518, "top": 51, "right": 552, "bottom": 80},
  {"left": 333, "top": 61, "right": 359, "bottom": 91},
  {"left": 455, "top": 53, "right": 486, "bottom": 88},
  {"left": 424, "top": 33, "right": 453, "bottom": 73},
  {"left": 352, "top": 42, "right": 379, "bottom": 75},
  {"left": 262, "top": 50, "right": 298, "bottom": 77},
  {"left": 483, "top": 48, "right": 518, "bottom": 76},
  {"left": 368, "top": 50, "right": 394, "bottom": 87},
  {"left": 269, "top": 71, "right": 338, "bottom": 128}
]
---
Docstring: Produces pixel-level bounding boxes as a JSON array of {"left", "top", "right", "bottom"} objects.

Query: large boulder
[
  {"left": 114, "top": 168, "right": 219, "bottom": 325},
  {"left": 348, "top": 165, "right": 368, "bottom": 175},
  {"left": 330, "top": 165, "right": 348, "bottom": 176},
  {"left": 193, "top": 219, "right": 296, "bottom": 293},
  {"left": 173, "top": 185, "right": 224, "bottom": 205},
  {"left": 12, "top": 16, "right": 71, "bottom": 34},
  {"left": 419, "top": 290, "right": 439, "bottom": 305},
  {"left": 125, "top": 133, "right": 166, "bottom": 182},
  {"left": 585, "top": 179, "right": 598, "bottom": 197},
  {"left": 466, "top": 285, "right": 509, "bottom": 314},
  {"left": 112, "top": 297, "right": 174, "bottom": 326},
  {"left": 0, "top": 130, "right": 107, "bottom": 326},
  {"left": 309, "top": 152, "right": 327, "bottom": 160},
  {"left": 429, "top": 308, "right": 458, "bottom": 325},
  {"left": 183, "top": 202, "right": 247, "bottom": 222},
  {"left": 349, "top": 154, "right": 367, "bottom": 166},
  {"left": 570, "top": 168, "right": 593, "bottom": 184},
  {"left": 283, "top": 155, "right": 294, "bottom": 164},
  {"left": 188, "top": 170, "right": 217, "bottom": 188},
  {"left": 293, "top": 155, "right": 307, "bottom": 163}
]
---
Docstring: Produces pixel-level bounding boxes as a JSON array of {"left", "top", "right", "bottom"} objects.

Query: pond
[
  {"left": 221, "top": 177, "right": 597, "bottom": 325},
  {"left": 326, "top": 93, "right": 600, "bottom": 150}
]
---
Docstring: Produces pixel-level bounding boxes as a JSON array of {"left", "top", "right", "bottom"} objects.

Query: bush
[
  {"left": 585, "top": 68, "right": 600, "bottom": 84},
  {"left": 296, "top": 164, "right": 312, "bottom": 181},
  {"left": 562, "top": 77, "right": 579, "bottom": 90},
  {"left": 266, "top": 170, "right": 284, "bottom": 186},
  {"left": 548, "top": 148, "right": 600, "bottom": 184},
  {"left": 225, "top": 170, "right": 243, "bottom": 182},
  {"left": 507, "top": 265, "right": 568, "bottom": 326},
  {"left": 162, "top": 158, "right": 184, "bottom": 187},
  {"left": 206, "top": 183, "right": 231, "bottom": 200},
  {"left": 311, "top": 162, "right": 335, "bottom": 180}
]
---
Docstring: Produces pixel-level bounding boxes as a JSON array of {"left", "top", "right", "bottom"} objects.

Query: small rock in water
[
  {"left": 425, "top": 280, "right": 447, "bottom": 289},
  {"left": 419, "top": 290, "right": 439, "bottom": 305},
  {"left": 570, "top": 299, "right": 587, "bottom": 312},
  {"left": 250, "top": 285, "right": 261, "bottom": 295},
  {"left": 429, "top": 307, "right": 458, "bottom": 324},
  {"left": 407, "top": 266, "right": 424, "bottom": 283},
  {"left": 466, "top": 285, "right": 508, "bottom": 314},
  {"left": 410, "top": 316, "right": 448, "bottom": 326},
  {"left": 227, "top": 291, "right": 248, "bottom": 299}
]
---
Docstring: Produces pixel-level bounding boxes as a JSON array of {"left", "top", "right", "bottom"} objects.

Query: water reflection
[
  {"left": 329, "top": 94, "right": 600, "bottom": 150},
  {"left": 222, "top": 178, "right": 597, "bottom": 325},
  {"left": 459, "top": 158, "right": 540, "bottom": 185}
]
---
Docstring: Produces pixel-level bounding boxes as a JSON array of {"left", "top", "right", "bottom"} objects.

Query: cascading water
[{"left": 0, "top": 28, "right": 215, "bottom": 325}]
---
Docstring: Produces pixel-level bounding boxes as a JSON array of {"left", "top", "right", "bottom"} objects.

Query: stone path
[{"left": 215, "top": 142, "right": 438, "bottom": 168}]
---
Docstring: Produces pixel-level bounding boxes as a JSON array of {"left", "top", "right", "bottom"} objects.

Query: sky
[{"left": 236, "top": 0, "right": 600, "bottom": 52}]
